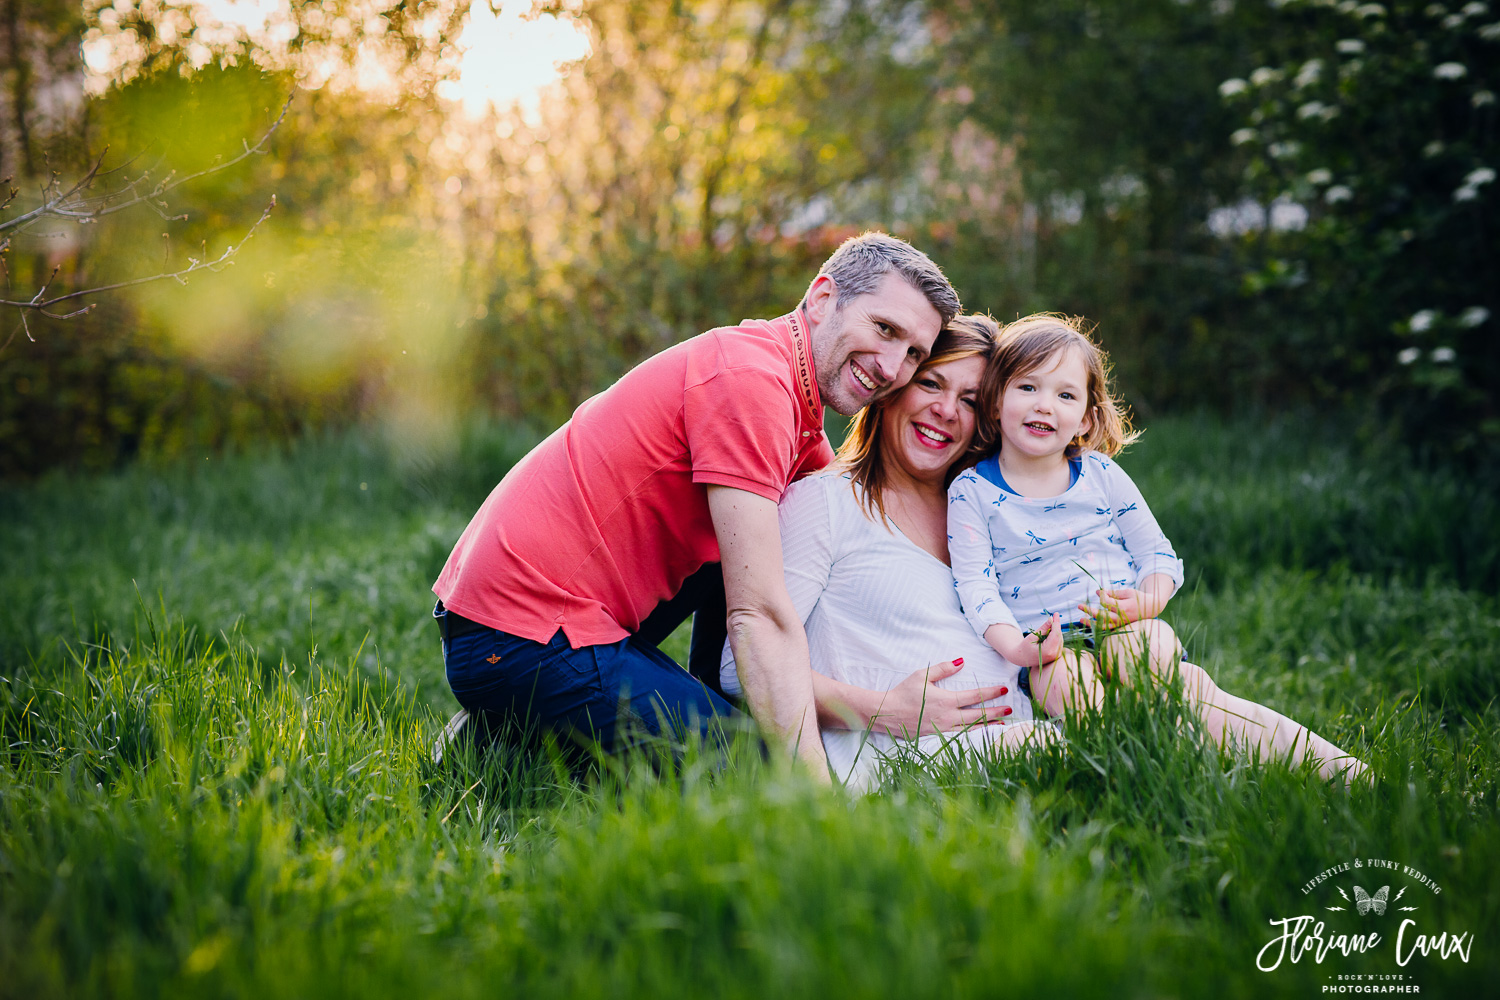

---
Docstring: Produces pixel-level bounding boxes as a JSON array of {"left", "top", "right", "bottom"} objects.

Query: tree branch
[
  {"left": 1, "top": 195, "right": 275, "bottom": 317},
  {"left": 0, "top": 91, "right": 293, "bottom": 237}
]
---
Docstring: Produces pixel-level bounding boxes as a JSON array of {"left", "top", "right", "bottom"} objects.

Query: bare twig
[
  {"left": 1, "top": 195, "right": 276, "bottom": 317},
  {"left": 0, "top": 91, "right": 293, "bottom": 237}
]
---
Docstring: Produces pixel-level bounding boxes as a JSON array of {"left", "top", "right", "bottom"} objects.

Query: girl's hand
[
  {"left": 1023, "top": 613, "right": 1065, "bottom": 666},
  {"left": 1079, "top": 588, "right": 1155, "bottom": 629}
]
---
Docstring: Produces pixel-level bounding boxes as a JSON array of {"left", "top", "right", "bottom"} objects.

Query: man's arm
[{"left": 707, "top": 485, "right": 831, "bottom": 780}]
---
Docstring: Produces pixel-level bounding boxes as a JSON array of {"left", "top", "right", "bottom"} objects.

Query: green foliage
[
  {"left": 3, "top": 0, "right": 1496, "bottom": 474},
  {"left": 928, "top": 0, "right": 1271, "bottom": 409},
  {"left": 472, "top": 0, "right": 949, "bottom": 425},
  {"left": 1221, "top": 0, "right": 1499, "bottom": 454}
]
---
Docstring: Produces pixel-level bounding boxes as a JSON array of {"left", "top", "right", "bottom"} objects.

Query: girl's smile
[{"left": 997, "top": 348, "right": 1093, "bottom": 467}]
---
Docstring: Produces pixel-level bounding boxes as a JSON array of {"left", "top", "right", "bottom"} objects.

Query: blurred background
[{"left": 1, "top": 0, "right": 1495, "bottom": 477}]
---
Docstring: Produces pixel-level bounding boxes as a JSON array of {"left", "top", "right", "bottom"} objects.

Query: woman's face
[{"left": 879, "top": 353, "right": 986, "bottom": 488}]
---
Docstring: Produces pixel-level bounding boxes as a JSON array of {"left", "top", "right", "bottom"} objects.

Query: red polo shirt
[{"left": 433, "top": 308, "right": 834, "bottom": 648}]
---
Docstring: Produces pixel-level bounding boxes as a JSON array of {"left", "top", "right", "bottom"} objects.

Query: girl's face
[
  {"left": 996, "top": 347, "right": 1093, "bottom": 464},
  {"left": 880, "top": 354, "right": 985, "bottom": 487}
]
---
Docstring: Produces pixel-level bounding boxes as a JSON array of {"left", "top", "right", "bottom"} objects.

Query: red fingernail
[
  {"left": 1000, "top": 687, "right": 1008, "bottom": 695},
  {"left": 953, "top": 657, "right": 963, "bottom": 666},
  {"left": 1002, "top": 706, "right": 1013, "bottom": 715}
]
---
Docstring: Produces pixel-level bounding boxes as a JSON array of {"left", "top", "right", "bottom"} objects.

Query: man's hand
[
  {"left": 708, "top": 485, "right": 830, "bottom": 780},
  {"left": 1078, "top": 575, "right": 1175, "bottom": 629},
  {"left": 817, "top": 659, "right": 1012, "bottom": 738}
]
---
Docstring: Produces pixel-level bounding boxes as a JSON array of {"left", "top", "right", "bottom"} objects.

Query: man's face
[{"left": 808, "top": 272, "right": 944, "bottom": 416}]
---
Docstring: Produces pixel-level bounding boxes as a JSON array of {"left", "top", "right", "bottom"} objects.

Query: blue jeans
[{"left": 440, "top": 609, "right": 741, "bottom": 753}]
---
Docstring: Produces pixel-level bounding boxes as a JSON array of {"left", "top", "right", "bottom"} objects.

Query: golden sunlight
[
  {"left": 81, "top": 0, "right": 590, "bottom": 109},
  {"left": 439, "top": 1, "right": 592, "bottom": 114}
]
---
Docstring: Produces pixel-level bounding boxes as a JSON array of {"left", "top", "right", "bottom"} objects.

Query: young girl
[{"left": 948, "top": 314, "right": 1367, "bottom": 782}]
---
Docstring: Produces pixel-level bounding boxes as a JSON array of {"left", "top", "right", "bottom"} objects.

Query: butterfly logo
[
  {"left": 1329, "top": 883, "right": 1411, "bottom": 914},
  {"left": 1354, "top": 885, "right": 1389, "bottom": 916}
]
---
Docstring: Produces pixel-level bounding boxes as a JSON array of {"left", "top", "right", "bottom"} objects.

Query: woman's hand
[{"left": 865, "top": 658, "right": 1013, "bottom": 738}]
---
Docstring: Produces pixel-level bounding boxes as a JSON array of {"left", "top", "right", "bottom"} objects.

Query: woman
[{"left": 721, "top": 316, "right": 1048, "bottom": 788}]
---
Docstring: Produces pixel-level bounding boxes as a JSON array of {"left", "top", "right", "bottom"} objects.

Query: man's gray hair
[{"left": 813, "top": 232, "right": 961, "bottom": 326}]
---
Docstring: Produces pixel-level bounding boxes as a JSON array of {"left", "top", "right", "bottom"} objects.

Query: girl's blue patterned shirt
[{"left": 947, "top": 450, "right": 1184, "bottom": 637}]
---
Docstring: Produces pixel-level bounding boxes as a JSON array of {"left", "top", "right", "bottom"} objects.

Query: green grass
[{"left": 1, "top": 415, "right": 1497, "bottom": 997}]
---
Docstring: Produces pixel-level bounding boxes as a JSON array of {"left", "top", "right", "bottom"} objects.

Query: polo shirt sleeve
[{"left": 684, "top": 365, "right": 800, "bottom": 502}]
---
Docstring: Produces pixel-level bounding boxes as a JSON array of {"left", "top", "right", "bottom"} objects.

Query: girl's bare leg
[
  {"left": 1029, "top": 648, "right": 1104, "bottom": 720},
  {"left": 1099, "top": 621, "right": 1368, "bottom": 784}
]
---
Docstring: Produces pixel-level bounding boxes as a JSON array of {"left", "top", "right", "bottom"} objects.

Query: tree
[
  {"left": 464, "top": 0, "right": 952, "bottom": 423},
  {"left": 1221, "top": 0, "right": 1497, "bottom": 454},
  {"left": 0, "top": 96, "right": 284, "bottom": 337},
  {"left": 926, "top": 0, "right": 1278, "bottom": 412}
]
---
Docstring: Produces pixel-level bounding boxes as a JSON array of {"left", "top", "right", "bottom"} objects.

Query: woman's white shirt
[{"left": 720, "top": 471, "right": 1036, "bottom": 790}]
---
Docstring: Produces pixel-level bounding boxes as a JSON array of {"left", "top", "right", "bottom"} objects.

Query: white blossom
[
  {"left": 1424, "top": 140, "right": 1446, "bottom": 157},
  {"left": 1443, "top": 12, "right": 1466, "bottom": 26},
  {"left": 1454, "top": 185, "right": 1480, "bottom": 201},
  {"left": 1434, "top": 62, "right": 1469, "bottom": 79},
  {"left": 1298, "top": 101, "right": 1329, "bottom": 119},
  {"left": 1269, "top": 140, "right": 1302, "bottom": 158},
  {"left": 1431, "top": 347, "right": 1457, "bottom": 363},
  {"left": 1355, "top": 2, "right": 1387, "bottom": 15},
  {"left": 1231, "top": 128, "right": 1258, "bottom": 146},
  {"left": 1410, "top": 309, "right": 1437, "bottom": 332},
  {"left": 1425, "top": 3, "right": 1449, "bottom": 16},
  {"left": 1250, "top": 66, "right": 1283, "bottom": 86},
  {"left": 1397, "top": 347, "right": 1422, "bottom": 364},
  {"left": 1476, "top": 91, "right": 1497, "bottom": 107},
  {"left": 1220, "top": 78, "right": 1249, "bottom": 97},
  {"left": 1325, "top": 185, "right": 1354, "bottom": 203},
  {"left": 1464, "top": 166, "right": 1496, "bottom": 185},
  {"left": 1480, "top": 22, "right": 1500, "bottom": 39},
  {"left": 1462, "top": 2, "right": 1489, "bottom": 15},
  {"left": 1459, "top": 306, "right": 1491, "bottom": 327},
  {"left": 1306, "top": 168, "right": 1334, "bottom": 184},
  {"left": 1336, "top": 38, "right": 1366, "bottom": 53},
  {"left": 1270, "top": 197, "right": 1309, "bottom": 231},
  {"left": 1295, "top": 59, "right": 1324, "bottom": 88}
]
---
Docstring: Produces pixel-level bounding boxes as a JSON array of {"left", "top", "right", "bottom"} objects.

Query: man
[{"left": 432, "top": 233, "right": 980, "bottom": 778}]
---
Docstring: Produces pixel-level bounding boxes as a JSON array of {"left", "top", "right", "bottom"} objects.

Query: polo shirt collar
[{"left": 785, "top": 306, "right": 823, "bottom": 432}]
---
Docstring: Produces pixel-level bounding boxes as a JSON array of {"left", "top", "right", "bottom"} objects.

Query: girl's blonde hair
[
  {"left": 975, "top": 313, "right": 1137, "bottom": 459},
  {"left": 835, "top": 313, "right": 1000, "bottom": 524}
]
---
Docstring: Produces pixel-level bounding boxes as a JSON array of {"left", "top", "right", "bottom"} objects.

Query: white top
[
  {"left": 720, "top": 470, "right": 1036, "bottom": 790},
  {"left": 947, "top": 451, "right": 1184, "bottom": 636}
]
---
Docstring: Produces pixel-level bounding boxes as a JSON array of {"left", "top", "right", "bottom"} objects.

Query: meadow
[{"left": 1, "top": 415, "right": 1497, "bottom": 998}]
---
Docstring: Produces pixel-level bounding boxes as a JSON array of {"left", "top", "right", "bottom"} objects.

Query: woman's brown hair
[
  {"left": 974, "top": 313, "right": 1137, "bottom": 460},
  {"left": 834, "top": 313, "right": 1000, "bottom": 524}
]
